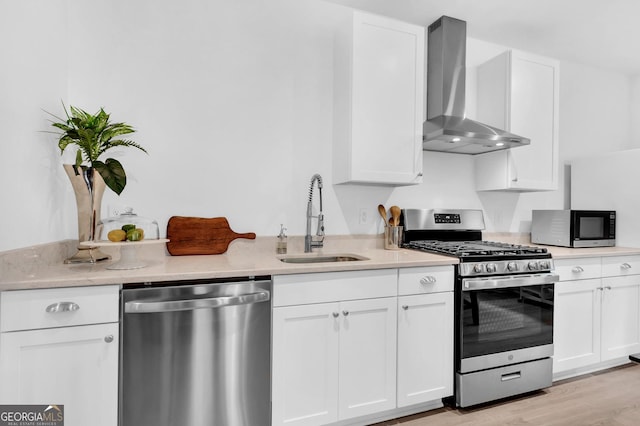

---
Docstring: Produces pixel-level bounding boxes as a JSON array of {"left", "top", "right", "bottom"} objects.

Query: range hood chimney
[{"left": 423, "top": 16, "right": 530, "bottom": 154}]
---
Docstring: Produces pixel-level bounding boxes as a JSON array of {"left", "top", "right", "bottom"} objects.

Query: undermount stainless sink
[{"left": 278, "top": 253, "right": 369, "bottom": 264}]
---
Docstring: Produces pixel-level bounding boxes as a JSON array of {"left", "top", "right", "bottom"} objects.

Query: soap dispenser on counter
[{"left": 277, "top": 224, "right": 287, "bottom": 254}]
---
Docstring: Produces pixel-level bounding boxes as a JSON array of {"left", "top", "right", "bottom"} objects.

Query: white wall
[
  {"left": 631, "top": 75, "right": 640, "bottom": 147},
  {"left": 0, "top": 0, "right": 635, "bottom": 252},
  {"left": 0, "top": 0, "right": 70, "bottom": 252}
]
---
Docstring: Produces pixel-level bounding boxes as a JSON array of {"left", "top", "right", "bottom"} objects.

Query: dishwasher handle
[{"left": 125, "top": 290, "right": 270, "bottom": 313}]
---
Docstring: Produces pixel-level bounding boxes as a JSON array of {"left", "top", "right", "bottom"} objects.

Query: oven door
[{"left": 459, "top": 274, "right": 558, "bottom": 373}]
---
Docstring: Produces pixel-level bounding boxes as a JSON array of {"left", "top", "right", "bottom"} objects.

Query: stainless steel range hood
[{"left": 423, "top": 16, "right": 530, "bottom": 154}]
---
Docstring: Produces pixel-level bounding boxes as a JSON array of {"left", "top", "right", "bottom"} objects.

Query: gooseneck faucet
[{"left": 305, "top": 173, "right": 325, "bottom": 253}]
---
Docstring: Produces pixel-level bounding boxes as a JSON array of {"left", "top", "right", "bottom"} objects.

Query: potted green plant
[
  {"left": 46, "top": 103, "right": 148, "bottom": 263},
  {"left": 48, "top": 103, "right": 147, "bottom": 195}
]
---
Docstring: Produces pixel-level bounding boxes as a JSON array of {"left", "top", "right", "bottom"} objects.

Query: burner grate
[{"left": 404, "top": 240, "right": 548, "bottom": 258}]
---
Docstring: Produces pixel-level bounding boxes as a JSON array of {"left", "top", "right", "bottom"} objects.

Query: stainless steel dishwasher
[{"left": 120, "top": 277, "right": 271, "bottom": 426}]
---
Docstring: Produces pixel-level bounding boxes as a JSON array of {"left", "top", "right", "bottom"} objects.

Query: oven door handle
[{"left": 462, "top": 274, "right": 559, "bottom": 290}]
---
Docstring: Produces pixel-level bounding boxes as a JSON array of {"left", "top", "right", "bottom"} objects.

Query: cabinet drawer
[
  {"left": 398, "top": 266, "right": 454, "bottom": 295},
  {"left": 1, "top": 285, "right": 120, "bottom": 332},
  {"left": 602, "top": 255, "right": 640, "bottom": 277},
  {"left": 554, "top": 258, "right": 601, "bottom": 281},
  {"left": 273, "top": 269, "right": 397, "bottom": 307}
]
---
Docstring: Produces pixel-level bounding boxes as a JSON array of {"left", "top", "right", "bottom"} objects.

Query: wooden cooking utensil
[
  {"left": 390, "top": 205, "right": 401, "bottom": 226},
  {"left": 377, "top": 204, "right": 388, "bottom": 225}
]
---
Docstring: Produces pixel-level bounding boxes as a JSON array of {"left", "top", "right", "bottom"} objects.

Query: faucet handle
[{"left": 317, "top": 213, "right": 325, "bottom": 237}]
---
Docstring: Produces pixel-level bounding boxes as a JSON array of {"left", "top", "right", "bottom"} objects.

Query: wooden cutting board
[{"left": 166, "top": 216, "right": 256, "bottom": 255}]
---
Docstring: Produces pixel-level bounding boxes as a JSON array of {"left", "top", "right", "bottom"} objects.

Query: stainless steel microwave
[{"left": 531, "top": 210, "right": 616, "bottom": 248}]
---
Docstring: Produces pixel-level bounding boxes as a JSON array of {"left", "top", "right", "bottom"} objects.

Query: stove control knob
[
  {"left": 507, "top": 261, "right": 518, "bottom": 272},
  {"left": 528, "top": 261, "right": 539, "bottom": 271},
  {"left": 485, "top": 263, "right": 497, "bottom": 273},
  {"left": 473, "top": 264, "right": 484, "bottom": 273},
  {"left": 539, "top": 260, "right": 550, "bottom": 270}
]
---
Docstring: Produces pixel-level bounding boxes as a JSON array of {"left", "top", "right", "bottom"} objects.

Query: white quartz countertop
[
  {"left": 0, "top": 236, "right": 456, "bottom": 291},
  {"left": 544, "top": 245, "right": 640, "bottom": 259},
  {"left": 3, "top": 235, "right": 640, "bottom": 292}
]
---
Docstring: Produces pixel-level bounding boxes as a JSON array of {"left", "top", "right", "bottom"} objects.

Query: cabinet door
[
  {"left": 272, "top": 303, "right": 340, "bottom": 426},
  {"left": 553, "top": 279, "right": 602, "bottom": 373},
  {"left": 601, "top": 276, "right": 640, "bottom": 360},
  {"left": 475, "top": 50, "right": 559, "bottom": 192},
  {"left": 508, "top": 50, "right": 559, "bottom": 190},
  {"left": 338, "top": 297, "right": 397, "bottom": 420},
  {"left": 397, "top": 292, "right": 453, "bottom": 407},
  {"left": 0, "top": 323, "right": 118, "bottom": 426},
  {"left": 334, "top": 11, "right": 424, "bottom": 185}
]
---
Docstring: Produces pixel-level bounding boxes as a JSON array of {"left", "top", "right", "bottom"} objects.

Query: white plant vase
[{"left": 63, "top": 164, "right": 111, "bottom": 264}]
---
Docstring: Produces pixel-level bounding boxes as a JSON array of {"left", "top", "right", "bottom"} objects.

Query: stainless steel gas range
[{"left": 402, "top": 209, "right": 559, "bottom": 408}]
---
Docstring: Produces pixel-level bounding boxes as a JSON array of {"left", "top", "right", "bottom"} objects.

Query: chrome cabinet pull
[
  {"left": 605, "top": 286, "right": 612, "bottom": 290},
  {"left": 621, "top": 263, "right": 632, "bottom": 269},
  {"left": 572, "top": 266, "right": 584, "bottom": 273},
  {"left": 420, "top": 276, "right": 436, "bottom": 285},
  {"left": 104, "top": 335, "right": 114, "bottom": 343},
  {"left": 45, "top": 302, "right": 80, "bottom": 313},
  {"left": 402, "top": 305, "right": 409, "bottom": 310},
  {"left": 342, "top": 310, "right": 349, "bottom": 316},
  {"left": 332, "top": 312, "right": 339, "bottom": 318}
]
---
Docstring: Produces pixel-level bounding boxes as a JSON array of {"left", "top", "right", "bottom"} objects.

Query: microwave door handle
[{"left": 462, "top": 274, "right": 559, "bottom": 291}]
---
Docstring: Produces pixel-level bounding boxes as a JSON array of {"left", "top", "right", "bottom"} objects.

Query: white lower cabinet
[
  {"left": 553, "top": 256, "right": 640, "bottom": 377},
  {"left": 397, "top": 292, "right": 453, "bottom": 407},
  {"left": 272, "top": 284, "right": 397, "bottom": 426},
  {"left": 272, "top": 303, "right": 340, "bottom": 426},
  {"left": 338, "top": 297, "right": 397, "bottom": 420},
  {"left": 0, "top": 285, "right": 120, "bottom": 426},
  {"left": 272, "top": 267, "right": 454, "bottom": 426},
  {"left": 396, "top": 265, "right": 453, "bottom": 408},
  {"left": 0, "top": 323, "right": 119, "bottom": 424},
  {"left": 553, "top": 278, "right": 602, "bottom": 372},
  {"left": 272, "top": 270, "right": 397, "bottom": 426},
  {"left": 600, "top": 275, "right": 640, "bottom": 359}
]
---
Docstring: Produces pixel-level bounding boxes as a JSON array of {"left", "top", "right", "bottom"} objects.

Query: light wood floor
[{"left": 375, "top": 363, "right": 640, "bottom": 425}]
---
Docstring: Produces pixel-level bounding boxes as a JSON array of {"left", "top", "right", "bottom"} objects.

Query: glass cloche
[
  {"left": 88, "top": 207, "right": 166, "bottom": 270},
  {"left": 96, "top": 207, "right": 160, "bottom": 242}
]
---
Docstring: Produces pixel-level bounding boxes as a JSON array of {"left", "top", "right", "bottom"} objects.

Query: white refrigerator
[{"left": 571, "top": 148, "right": 640, "bottom": 248}]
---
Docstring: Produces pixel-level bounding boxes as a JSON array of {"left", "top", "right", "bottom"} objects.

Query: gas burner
[
  {"left": 401, "top": 208, "right": 554, "bottom": 276},
  {"left": 404, "top": 240, "right": 549, "bottom": 258}
]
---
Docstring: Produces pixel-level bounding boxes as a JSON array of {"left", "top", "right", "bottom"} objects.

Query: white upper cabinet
[
  {"left": 474, "top": 49, "right": 559, "bottom": 191},
  {"left": 333, "top": 11, "right": 424, "bottom": 185}
]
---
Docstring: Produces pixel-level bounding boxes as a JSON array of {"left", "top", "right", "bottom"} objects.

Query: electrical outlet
[{"left": 358, "top": 208, "right": 368, "bottom": 225}]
